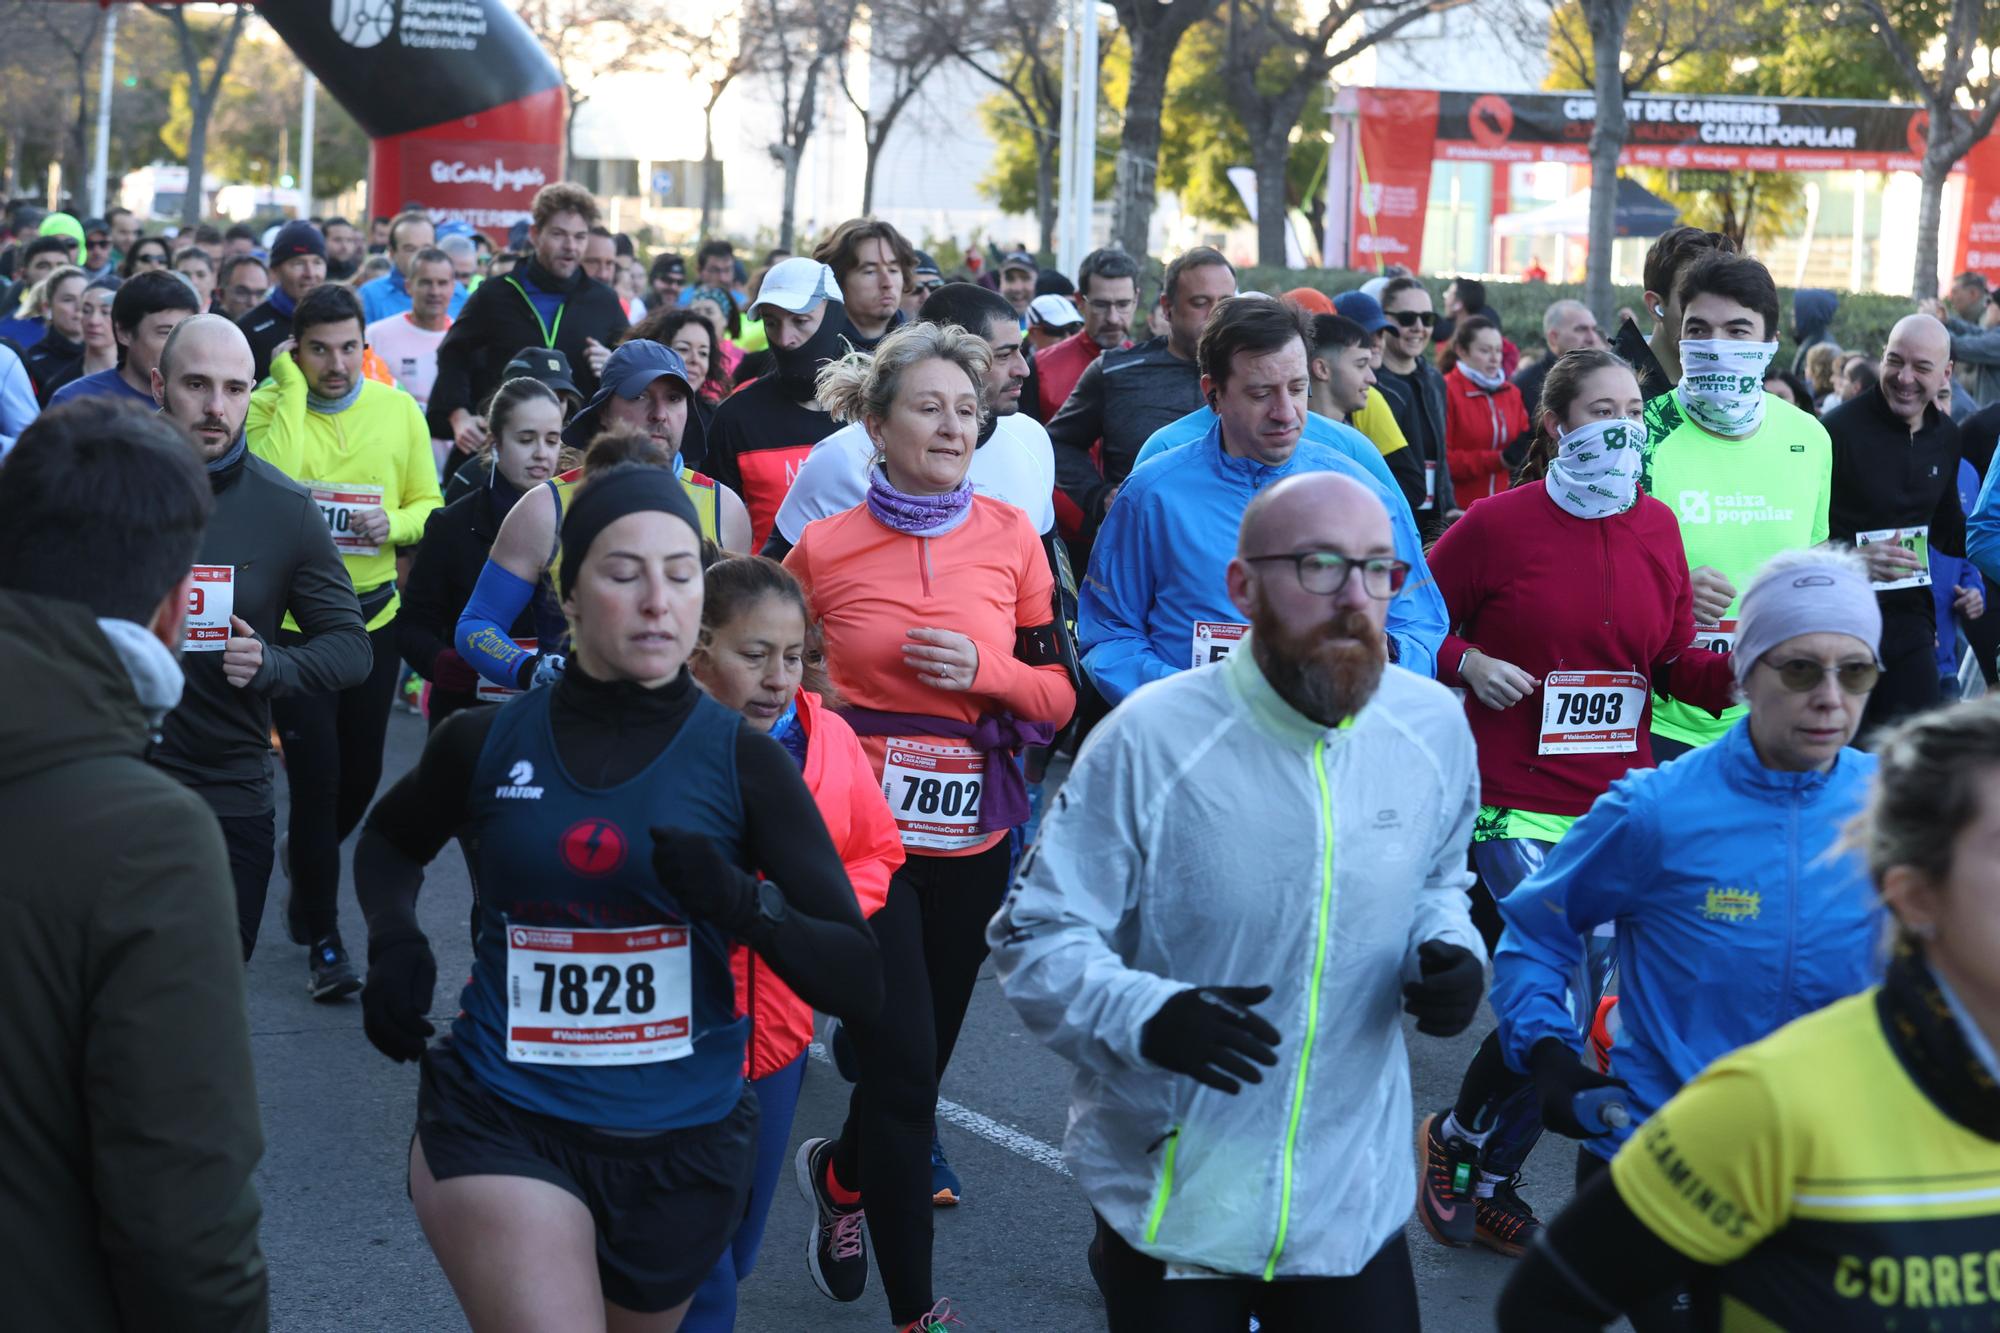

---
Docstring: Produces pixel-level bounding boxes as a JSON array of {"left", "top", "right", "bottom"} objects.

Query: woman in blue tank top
[{"left": 354, "top": 464, "right": 883, "bottom": 1329}]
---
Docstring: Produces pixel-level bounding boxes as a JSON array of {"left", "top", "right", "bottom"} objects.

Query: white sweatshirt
[{"left": 988, "top": 642, "right": 1482, "bottom": 1279}]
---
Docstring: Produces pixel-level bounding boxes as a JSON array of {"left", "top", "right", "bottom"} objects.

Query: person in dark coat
[{"left": 0, "top": 397, "right": 269, "bottom": 1331}]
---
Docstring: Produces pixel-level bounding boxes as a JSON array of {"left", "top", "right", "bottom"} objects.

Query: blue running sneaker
[{"left": 931, "top": 1127, "right": 961, "bottom": 1206}]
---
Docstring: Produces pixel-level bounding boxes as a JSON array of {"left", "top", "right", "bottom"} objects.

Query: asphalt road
[{"left": 249, "top": 709, "right": 1595, "bottom": 1332}]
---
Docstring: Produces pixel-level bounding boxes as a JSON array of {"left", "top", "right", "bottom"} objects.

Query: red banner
[
  {"left": 368, "top": 86, "right": 567, "bottom": 245},
  {"left": 1349, "top": 89, "right": 1440, "bottom": 271},
  {"left": 1955, "top": 133, "right": 2000, "bottom": 281}
]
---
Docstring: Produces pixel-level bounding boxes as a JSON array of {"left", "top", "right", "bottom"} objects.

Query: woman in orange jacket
[
  {"left": 1443, "top": 315, "right": 1531, "bottom": 504},
  {"left": 685, "top": 554, "right": 903, "bottom": 1333}
]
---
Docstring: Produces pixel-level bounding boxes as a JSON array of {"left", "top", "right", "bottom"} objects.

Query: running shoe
[
  {"left": 931, "top": 1129, "right": 962, "bottom": 1206},
  {"left": 795, "top": 1137, "right": 867, "bottom": 1302},
  {"left": 308, "top": 934, "right": 361, "bottom": 1002},
  {"left": 898, "top": 1298, "right": 964, "bottom": 1331},
  {"left": 1474, "top": 1173, "right": 1541, "bottom": 1257},
  {"left": 1415, "top": 1111, "right": 1477, "bottom": 1248}
]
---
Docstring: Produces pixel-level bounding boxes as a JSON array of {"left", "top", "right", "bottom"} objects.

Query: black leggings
[
  {"left": 828, "top": 838, "right": 1013, "bottom": 1325},
  {"left": 272, "top": 618, "right": 403, "bottom": 942},
  {"left": 1859, "top": 609, "right": 1943, "bottom": 744},
  {"left": 213, "top": 809, "right": 277, "bottom": 962},
  {"left": 1095, "top": 1214, "right": 1420, "bottom": 1332}
]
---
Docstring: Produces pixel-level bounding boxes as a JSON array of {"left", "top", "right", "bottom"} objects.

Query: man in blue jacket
[
  {"left": 358, "top": 210, "right": 468, "bottom": 327},
  {"left": 1078, "top": 298, "right": 1445, "bottom": 704}
]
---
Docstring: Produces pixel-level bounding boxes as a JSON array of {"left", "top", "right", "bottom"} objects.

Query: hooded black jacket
[
  {"left": 702, "top": 298, "right": 848, "bottom": 547},
  {"left": 0, "top": 591, "right": 268, "bottom": 1331}
]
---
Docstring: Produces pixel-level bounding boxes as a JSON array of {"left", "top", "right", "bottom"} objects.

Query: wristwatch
[{"left": 754, "top": 878, "right": 789, "bottom": 931}]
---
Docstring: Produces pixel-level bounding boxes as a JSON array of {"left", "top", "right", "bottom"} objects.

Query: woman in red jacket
[
  {"left": 1413, "top": 348, "right": 1735, "bottom": 1260},
  {"left": 1443, "top": 315, "right": 1531, "bottom": 503},
  {"left": 685, "top": 554, "right": 903, "bottom": 1333}
]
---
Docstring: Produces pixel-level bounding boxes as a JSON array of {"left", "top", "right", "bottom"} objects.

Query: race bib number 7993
[{"left": 1539, "top": 671, "right": 1646, "bottom": 756}]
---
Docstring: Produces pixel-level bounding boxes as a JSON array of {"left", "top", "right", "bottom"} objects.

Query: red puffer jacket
[
  {"left": 1443, "top": 365, "right": 1531, "bottom": 503},
  {"left": 732, "top": 690, "right": 903, "bottom": 1079}
]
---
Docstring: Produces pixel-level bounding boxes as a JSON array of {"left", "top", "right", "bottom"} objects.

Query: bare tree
[
  {"left": 1106, "top": 0, "right": 1218, "bottom": 258},
  {"left": 749, "top": 0, "right": 859, "bottom": 251},
  {"left": 516, "top": 0, "right": 679, "bottom": 165},
  {"left": 1220, "top": 0, "right": 1463, "bottom": 268},
  {"left": 664, "top": 9, "right": 759, "bottom": 239},
  {"left": 936, "top": 0, "right": 1075, "bottom": 252},
  {"left": 0, "top": 1, "right": 98, "bottom": 201},
  {"left": 18, "top": 3, "right": 103, "bottom": 198},
  {"left": 1855, "top": 0, "right": 2000, "bottom": 297},
  {"left": 148, "top": 3, "right": 250, "bottom": 229},
  {"left": 838, "top": 0, "right": 958, "bottom": 214},
  {"left": 1514, "top": 0, "right": 1743, "bottom": 322}
]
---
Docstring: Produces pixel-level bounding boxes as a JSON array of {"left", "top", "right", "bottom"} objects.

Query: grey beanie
[{"left": 1730, "top": 549, "right": 1884, "bottom": 687}]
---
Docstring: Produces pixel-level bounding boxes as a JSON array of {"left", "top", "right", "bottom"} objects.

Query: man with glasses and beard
[{"left": 991, "top": 470, "right": 1485, "bottom": 1333}]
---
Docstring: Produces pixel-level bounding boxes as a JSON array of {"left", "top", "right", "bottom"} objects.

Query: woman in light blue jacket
[{"left": 1488, "top": 547, "right": 1888, "bottom": 1267}]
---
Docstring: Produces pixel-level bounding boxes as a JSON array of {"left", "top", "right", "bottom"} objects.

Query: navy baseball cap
[
  {"left": 563, "top": 339, "right": 706, "bottom": 460},
  {"left": 1332, "top": 289, "right": 1393, "bottom": 335}
]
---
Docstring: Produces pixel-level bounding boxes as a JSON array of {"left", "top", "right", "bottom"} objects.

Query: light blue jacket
[
  {"left": 1492, "top": 719, "right": 1881, "bottom": 1160},
  {"left": 1078, "top": 420, "right": 1445, "bottom": 705},
  {"left": 0, "top": 341, "right": 34, "bottom": 460},
  {"left": 1132, "top": 406, "right": 1401, "bottom": 497},
  {"left": 360, "top": 266, "right": 469, "bottom": 326}
]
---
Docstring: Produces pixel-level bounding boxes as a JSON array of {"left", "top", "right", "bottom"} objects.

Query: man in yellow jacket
[{"left": 248, "top": 281, "right": 440, "bottom": 998}]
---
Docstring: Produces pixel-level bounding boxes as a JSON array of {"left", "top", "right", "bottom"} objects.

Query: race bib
[
  {"left": 882, "top": 738, "right": 986, "bottom": 851},
  {"left": 1421, "top": 460, "right": 1437, "bottom": 511},
  {"left": 1854, "top": 525, "right": 1932, "bottom": 591},
  {"left": 184, "top": 564, "right": 235, "bottom": 652},
  {"left": 1539, "top": 671, "right": 1646, "bottom": 755},
  {"left": 1191, "top": 620, "right": 1249, "bottom": 669},
  {"left": 309, "top": 481, "right": 386, "bottom": 557},
  {"left": 476, "top": 637, "right": 538, "bottom": 703},
  {"left": 1689, "top": 617, "right": 1738, "bottom": 655},
  {"left": 505, "top": 924, "right": 692, "bottom": 1066}
]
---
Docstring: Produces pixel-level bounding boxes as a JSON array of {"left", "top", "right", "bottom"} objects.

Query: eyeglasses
[
  {"left": 86, "top": 237, "right": 109, "bottom": 250},
  {"left": 916, "top": 278, "right": 944, "bottom": 294},
  {"left": 1243, "top": 551, "right": 1410, "bottom": 599},
  {"left": 1761, "top": 658, "right": 1880, "bottom": 695},
  {"left": 1387, "top": 309, "right": 1436, "bottom": 330},
  {"left": 133, "top": 252, "right": 166, "bottom": 267}
]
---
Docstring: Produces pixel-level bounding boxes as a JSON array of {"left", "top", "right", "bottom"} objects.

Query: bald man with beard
[
  {"left": 1825, "top": 313, "right": 1970, "bottom": 737},
  {"left": 149, "top": 314, "right": 371, "bottom": 960},
  {"left": 990, "top": 471, "right": 1486, "bottom": 1333}
]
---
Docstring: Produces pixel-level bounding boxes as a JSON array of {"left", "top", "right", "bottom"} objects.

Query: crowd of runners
[{"left": 4, "top": 180, "right": 2000, "bottom": 1333}]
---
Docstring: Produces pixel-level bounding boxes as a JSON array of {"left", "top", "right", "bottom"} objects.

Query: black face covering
[{"left": 771, "top": 298, "right": 851, "bottom": 401}]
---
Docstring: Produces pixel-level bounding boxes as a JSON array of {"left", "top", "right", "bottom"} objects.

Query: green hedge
[{"left": 1235, "top": 266, "right": 1918, "bottom": 369}]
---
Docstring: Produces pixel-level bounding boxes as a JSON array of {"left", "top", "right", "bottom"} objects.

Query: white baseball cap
[
  {"left": 1028, "top": 294, "right": 1084, "bottom": 329},
  {"left": 754, "top": 257, "right": 841, "bottom": 316}
]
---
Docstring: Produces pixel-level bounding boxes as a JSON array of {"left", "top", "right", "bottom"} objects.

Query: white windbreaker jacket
[{"left": 989, "top": 643, "right": 1482, "bottom": 1279}]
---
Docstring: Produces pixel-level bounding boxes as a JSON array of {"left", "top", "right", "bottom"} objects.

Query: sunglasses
[
  {"left": 1388, "top": 310, "right": 1437, "bottom": 330},
  {"left": 1762, "top": 658, "right": 1880, "bottom": 695}
]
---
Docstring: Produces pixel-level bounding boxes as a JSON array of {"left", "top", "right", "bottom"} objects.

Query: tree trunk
[
  {"left": 1034, "top": 139, "right": 1056, "bottom": 253},
  {"left": 182, "top": 95, "right": 212, "bottom": 229},
  {"left": 861, "top": 136, "right": 880, "bottom": 214},
  {"left": 1252, "top": 127, "right": 1290, "bottom": 268},
  {"left": 776, "top": 145, "right": 801, "bottom": 252},
  {"left": 700, "top": 108, "right": 719, "bottom": 239},
  {"left": 1913, "top": 116, "right": 1952, "bottom": 299},
  {"left": 1112, "top": 33, "right": 1174, "bottom": 258},
  {"left": 1582, "top": 0, "right": 1631, "bottom": 326}
]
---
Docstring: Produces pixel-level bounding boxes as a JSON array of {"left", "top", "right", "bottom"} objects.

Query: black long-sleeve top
[
  {"left": 356, "top": 665, "right": 882, "bottom": 1021},
  {"left": 1825, "top": 384, "right": 1966, "bottom": 617}
]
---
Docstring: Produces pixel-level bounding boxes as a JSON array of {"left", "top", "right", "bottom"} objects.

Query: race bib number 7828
[{"left": 504, "top": 924, "right": 692, "bottom": 1066}]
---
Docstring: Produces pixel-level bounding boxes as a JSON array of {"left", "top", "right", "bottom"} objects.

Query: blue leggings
[{"left": 680, "top": 1053, "right": 808, "bottom": 1331}]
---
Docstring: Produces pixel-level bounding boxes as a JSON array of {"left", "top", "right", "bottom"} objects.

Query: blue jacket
[
  {"left": 1492, "top": 719, "right": 1881, "bottom": 1160},
  {"left": 1078, "top": 419, "right": 1445, "bottom": 704},
  {"left": 1934, "top": 458, "right": 1985, "bottom": 678},
  {"left": 359, "top": 266, "right": 469, "bottom": 326},
  {"left": 0, "top": 341, "right": 34, "bottom": 459},
  {"left": 1132, "top": 405, "right": 1401, "bottom": 498}
]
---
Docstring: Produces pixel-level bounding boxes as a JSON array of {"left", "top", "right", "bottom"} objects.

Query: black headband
[{"left": 557, "top": 464, "right": 703, "bottom": 600}]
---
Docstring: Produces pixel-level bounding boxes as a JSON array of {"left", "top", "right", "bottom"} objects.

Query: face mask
[
  {"left": 772, "top": 298, "right": 851, "bottom": 401},
  {"left": 1545, "top": 417, "right": 1643, "bottom": 521},
  {"left": 1458, "top": 362, "right": 1507, "bottom": 393},
  {"left": 1675, "top": 338, "right": 1778, "bottom": 437}
]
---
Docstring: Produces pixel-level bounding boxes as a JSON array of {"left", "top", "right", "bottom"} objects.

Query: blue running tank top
[{"left": 452, "top": 685, "right": 751, "bottom": 1130}]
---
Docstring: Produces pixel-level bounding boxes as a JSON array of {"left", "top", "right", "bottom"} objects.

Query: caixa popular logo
[
  {"left": 332, "top": 0, "right": 396, "bottom": 48},
  {"left": 431, "top": 158, "right": 549, "bottom": 195}
]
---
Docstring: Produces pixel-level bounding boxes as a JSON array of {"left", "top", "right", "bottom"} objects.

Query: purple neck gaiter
[{"left": 865, "top": 465, "right": 973, "bottom": 536}]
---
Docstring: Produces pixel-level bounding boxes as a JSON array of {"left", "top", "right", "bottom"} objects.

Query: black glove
[
  {"left": 1139, "top": 985, "right": 1282, "bottom": 1095},
  {"left": 649, "top": 826, "right": 758, "bottom": 936},
  {"left": 1528, "top": 1036, "right": 1632, "bottom": 1139},
  {"left": 1402, "top": 940, "right": 1485, "bottom": 1037},
  {"left": 362, "top": 927, "right": 437, "bottom": 1063}
]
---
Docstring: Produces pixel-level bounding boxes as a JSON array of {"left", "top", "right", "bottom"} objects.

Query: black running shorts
[{"left": 415, "top": 1038, "right": 759, "bottom": 1313}]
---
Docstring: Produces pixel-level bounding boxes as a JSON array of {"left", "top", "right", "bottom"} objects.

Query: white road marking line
[{"left": 807, "top": 1041, "right": 1072, "bottom": 1178}]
